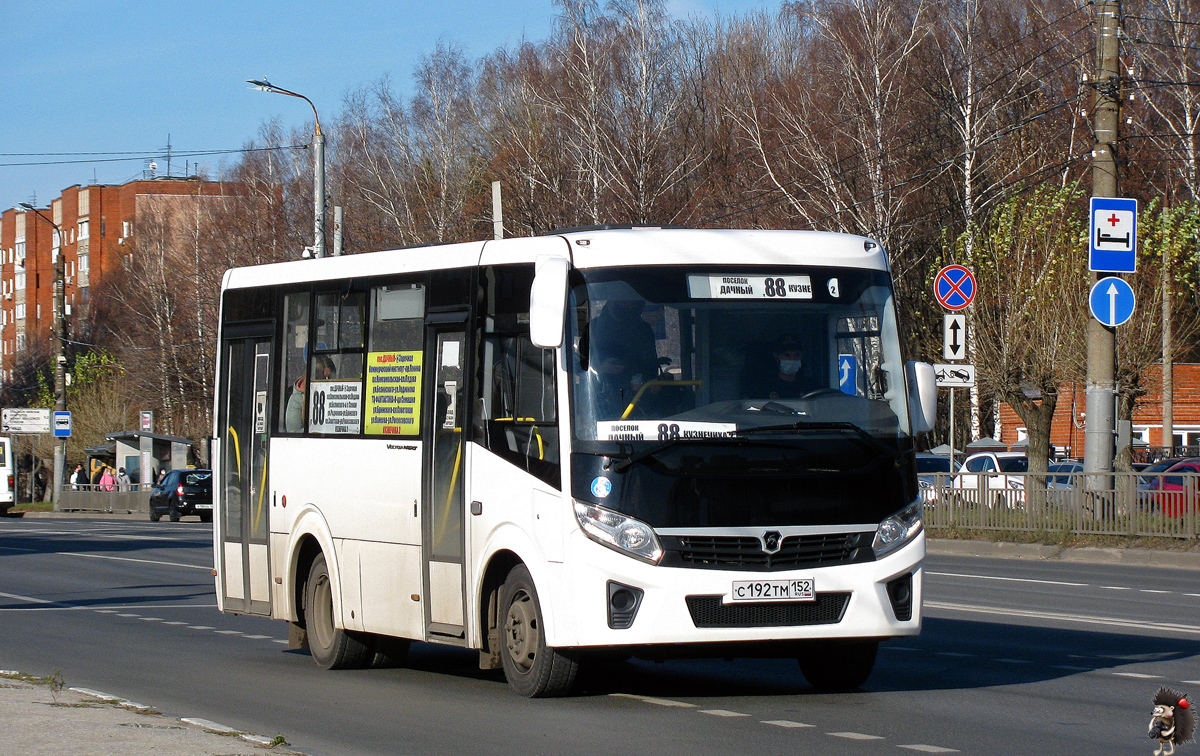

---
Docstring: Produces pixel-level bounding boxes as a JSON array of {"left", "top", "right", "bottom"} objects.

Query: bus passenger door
[
  {"left": 423, "top": 324, "right": 467, "bottom": 640},
  {"left": 219, "top": 326, "right": 273, "bottom": 616}
]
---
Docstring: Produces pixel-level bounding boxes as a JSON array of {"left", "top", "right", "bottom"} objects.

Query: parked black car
[{"left": 149, "top": 469, "right": 213, "bottom": 522}]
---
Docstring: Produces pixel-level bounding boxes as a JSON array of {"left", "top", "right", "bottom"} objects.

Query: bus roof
[{"left": 221, "top": 228, "right": 888, "bottom": 291}]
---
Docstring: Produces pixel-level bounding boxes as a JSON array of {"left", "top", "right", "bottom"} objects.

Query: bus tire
[
  {"left": 797, "top": 640, "right": 878, "bottom": 692},
  {"left": 304, "top": 552, "right": 371, "bottom": 670},
  {"left": 369, "top": 635, "right": 411, "bottom": 668},
  {"left": 499, "top": 564, "right": 579, "bottom": 697}
]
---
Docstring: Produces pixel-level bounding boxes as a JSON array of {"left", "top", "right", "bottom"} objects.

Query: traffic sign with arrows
[
  {"left": 838, "top": 354, "right": 858, "bottom": 395},
  {"left": 943, "top": 313, "right": 966, "bottom": 361},
  {"left": 1088, "top": 276, "right": 1135, "bottom": 327}
]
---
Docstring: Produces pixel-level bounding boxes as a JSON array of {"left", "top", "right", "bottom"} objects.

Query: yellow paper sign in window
[{"left": 365, "top": 351, "right": 423, "bottom": 435}]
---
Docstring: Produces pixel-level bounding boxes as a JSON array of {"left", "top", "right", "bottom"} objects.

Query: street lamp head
[
  {"left": 18, "top": 202, "right": 33, "bottom": 210},
  {"left": 247, "top": 78, "right": 274, "bottom": 92}
]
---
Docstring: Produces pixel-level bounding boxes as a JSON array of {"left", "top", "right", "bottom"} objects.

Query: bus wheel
[
  {"left": 304, "top": 553, "right": 371, "bottom": 670},
  {"left": 499, "top": 564, "right": 579, "bottom": 697},
  {"left": 797, "top": 640, "right": 877, "bottom": 692}
]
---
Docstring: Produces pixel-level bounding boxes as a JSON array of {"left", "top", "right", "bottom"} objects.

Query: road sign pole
[
  {"left": 1085, "top": 0, "right": 1120, "bottom": 481},
  {"left": 949, "top": 387, "right": 956, "bottom": 474}
]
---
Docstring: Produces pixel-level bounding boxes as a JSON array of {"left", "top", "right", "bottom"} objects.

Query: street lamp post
[
  {"left": 247, "top": 78, "right": 325, "bottom": 259},
  {"left": 18, "top": 203, "right": 67, "bottom": 509}
]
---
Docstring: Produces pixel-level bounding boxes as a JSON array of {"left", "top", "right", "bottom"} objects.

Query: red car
[{"left": 1143, "top": 459, "right": 1200, "bottom": 517}]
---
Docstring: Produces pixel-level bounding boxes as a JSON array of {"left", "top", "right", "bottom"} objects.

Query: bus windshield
[
  {"left": 567, "top": 266, "right": 914, "bottom": 528},
  {"left": 569, "top": 265, "right": 910, "bottom": 447}
]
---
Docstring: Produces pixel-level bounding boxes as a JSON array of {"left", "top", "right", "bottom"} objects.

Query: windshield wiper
[{"left": 731, "top": 420, "right": 899, "bottom": 459}]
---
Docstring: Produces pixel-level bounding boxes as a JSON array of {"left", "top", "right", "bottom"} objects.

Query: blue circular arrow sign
[{"left": 1089, "top": 276, "right": 1135, "bottom": 327}]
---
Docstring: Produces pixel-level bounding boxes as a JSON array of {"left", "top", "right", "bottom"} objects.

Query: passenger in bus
[
  {"left": 285, "top": 354, "right": 336, "bottom": 432},
  {"left": 743, "top": 334, "right": 812, "bottom": 400},
  {"left": 586, "top": 299, "right": 660, "bottom": 417}
]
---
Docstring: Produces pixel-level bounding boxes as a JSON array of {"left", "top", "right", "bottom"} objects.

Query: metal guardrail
[
  {"left": 923, "top": 471, "right": 1200, "bottom": 539},
  {"left": 56, "top": 484, "right": 150, "bottom": 513}
]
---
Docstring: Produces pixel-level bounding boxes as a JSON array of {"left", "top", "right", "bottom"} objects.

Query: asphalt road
[{"left": 1, "top": 517, "right": 1197, "bottom": 756}]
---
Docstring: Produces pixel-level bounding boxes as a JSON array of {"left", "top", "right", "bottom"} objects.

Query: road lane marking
[
  {"left": 829, "top": 732, "right": 884, "bottom": 740},
  {"left": 610, "top": 693, "right": 695, "bottom": 708},
  {"left": 900, "top": 745, "right": 960, "bottom": 753},
  {"left": 273, "top": 640, "right": 289, "bottom": 644},
  {"left": 1113, "top": 672, "right": 1161, "bottom": 679},
  {"left": 1103, "top": 586, "right": 1132, "bottom": 591},
  {"left": 1184, "top": 680, "right": 1200, "bottom": 684},
  {"left": 138, "top": 617, "right": 163, "bottom": 622},
  {"left": 994, "top": 658, "right": 1031, "bottom": 664},
  {"left": 58, "top": 551, "right": 211, "bottom": 571},
  {"left": 188, "top": 625, "right": 214, "bottom": 630},
  {"left": 1141, "top": 589, "right": 1171, "bottom": 594},
  {"left": 215, "top": 630, "right": 243, "bottom": 635},
  {"left": 243, "top": 634, "right": 272, "bottom": 639},
  {"left": 700, "top": 709, "right": 749, "bottom": 717},
  {"left": 762, "top": 720, "right": 814, "bottom": 728},
  {"left": 162, "top": 621, "right": 189, "bottom": 626},
  {"left": 927, "top": 571, "right": 1087, "bottom": 587},
  {"left": 0, "top": 545, "right": 36, "bottom": 552},
  {"left": 115, "top": 613, "right": 139, "bottom": 618},
  {"left": 0, "top": 590, "right": 58, "bottom": 605},
  {"left": 926, "top": 601, "right": 1200, "bottom": 637}
]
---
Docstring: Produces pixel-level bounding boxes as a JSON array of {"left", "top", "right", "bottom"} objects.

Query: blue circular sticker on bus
[{"left": 591, "top": 477, "right": 612, "bottom": 499}]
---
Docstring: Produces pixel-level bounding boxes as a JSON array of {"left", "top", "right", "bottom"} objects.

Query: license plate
[
  {"left": 196, "top": 503, "right": 213, "bottom": 510},
  {"left": 729, "top": 578, "right": 815, "bottom": 603}
]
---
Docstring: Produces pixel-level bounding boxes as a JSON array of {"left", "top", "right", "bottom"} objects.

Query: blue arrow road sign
[
  {"left": 1090, "top": 197, "right": 1138, "bottom": 273},
  {"left": 1089, "top": 276, "right": 1135, "bottom": 327},
  {"left": 53, "top": 410, "right": 72, "bottom": 438},
  {"left": 838, "top": 354, "right": 858, "bottom": 395}
]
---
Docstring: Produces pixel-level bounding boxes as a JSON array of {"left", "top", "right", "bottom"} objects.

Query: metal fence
[
  {"left": 57, "top": 484, "right": 150, "bottom": 513},
  {"left": 923, "top": 471, "right": 1200, "bottom": 539}
]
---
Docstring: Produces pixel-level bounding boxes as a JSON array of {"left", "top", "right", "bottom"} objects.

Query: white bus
[{"left": 213, "top": 227, "right": 938, "bottom": 697}]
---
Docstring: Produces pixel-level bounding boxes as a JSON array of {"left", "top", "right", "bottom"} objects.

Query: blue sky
[{"left": 0, "top": 0, "right": 776, "bottom": 213}]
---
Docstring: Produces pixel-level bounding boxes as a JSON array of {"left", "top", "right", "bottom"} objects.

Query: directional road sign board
[
  {"left": 933, "top": 363, "right": 976, "bottom": 388},
  {"left": 838, "top": 354, "right": 858, "bottom": 395},
  {"left": 1, "top": 408, "right": 51, "bottom": 434},
  {"left": 1089, "top": 276, "right": 1136, "bottom": 327},
  {"left": 934, "top": 265, "right": 976, "bottom": 311},
  {"left": 1090, "top": 197, "right": 1138, "bottom": 273},
  {"left": 943, "top": 313, "right": 966, "bottom": 361},
  {"left": 53, "top": 411, "right": 72, "bottom": 438}
]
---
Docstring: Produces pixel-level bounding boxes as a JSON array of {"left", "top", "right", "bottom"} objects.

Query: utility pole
[
  {"left": 1084, "top": 0, "right": 1121, "bottom": 479},
  {"left": 18, "top": 203, "right": 67, "bottom": 509}
]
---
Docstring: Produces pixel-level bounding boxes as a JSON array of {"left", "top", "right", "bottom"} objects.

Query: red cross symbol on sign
[{"left": 1108, "top": 214, "right": 1120, "bottom": 226}]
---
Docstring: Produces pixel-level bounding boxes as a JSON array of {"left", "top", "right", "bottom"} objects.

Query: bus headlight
[
  {"left": 574, "top": 501, "right": 663, "bottom": 564},
  {"left": 872, "top": 500, "right": 923, "bottom": 558}
]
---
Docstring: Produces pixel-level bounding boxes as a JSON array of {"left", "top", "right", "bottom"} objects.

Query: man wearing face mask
[{"left": 748, "top": 334, "right": 809, "bottom": 400}]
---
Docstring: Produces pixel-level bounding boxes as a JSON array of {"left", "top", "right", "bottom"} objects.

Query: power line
[{"left": 0, "top": 145, "right": 306, "bottom": 168}]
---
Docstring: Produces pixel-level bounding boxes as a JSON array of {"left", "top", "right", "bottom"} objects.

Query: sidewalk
[
  {"left": 0, "top": 672, "right": 304, "bottom": 756},
  {"left": 927, "top": 537, "right": 1200, "bottom": 569}
]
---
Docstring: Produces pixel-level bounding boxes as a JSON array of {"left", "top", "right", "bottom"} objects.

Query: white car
[{"left": 953, "top": 451, "right": 1029, "bottom": 507}]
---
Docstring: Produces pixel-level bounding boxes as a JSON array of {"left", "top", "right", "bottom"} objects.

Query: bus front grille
[
  {"left": 685, "top": 593, "right": 850, "bottom": 628},
  {"left": 661, "top": 533, "right": 872, "bottom": 571}
]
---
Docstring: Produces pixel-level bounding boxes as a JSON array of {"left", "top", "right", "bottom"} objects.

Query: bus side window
[
  {"left": 479, "top": 265, "right": 560, "bottom": 489},
  {"left": 279, "top": 292, "right": 311, "bottom": 434},
  {"left": 364, "top": 282, "right": 425, "bottom": 437}
]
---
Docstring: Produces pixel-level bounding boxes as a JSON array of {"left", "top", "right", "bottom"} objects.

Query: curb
[{"left": 928, "top": 538, "right": 1200, "bottom": 569}]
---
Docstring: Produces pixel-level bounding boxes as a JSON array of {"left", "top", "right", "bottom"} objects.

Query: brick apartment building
[
  {"left": 0, "top": 177, "right": 234, "bottom": 382},
  {"left": 996, "top": 364, "right": 1200, "bottom": 458}
]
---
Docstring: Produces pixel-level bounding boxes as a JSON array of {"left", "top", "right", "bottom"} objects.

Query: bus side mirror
[
  {"left": 530, "top": 256, "right": 569, "bottom": 349},
  {"left": 906, "top": 361, "right": 937, "bottom": 434}
]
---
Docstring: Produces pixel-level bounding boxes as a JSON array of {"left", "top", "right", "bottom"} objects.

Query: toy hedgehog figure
[{"left": 1149, "top": 687, "right": 1195, "bottom": 755}]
